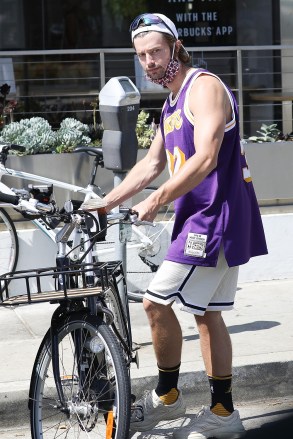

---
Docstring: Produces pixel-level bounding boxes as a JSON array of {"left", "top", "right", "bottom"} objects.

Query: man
[{"left": 102, "top": 13, "right": 268, "bottom": 438}]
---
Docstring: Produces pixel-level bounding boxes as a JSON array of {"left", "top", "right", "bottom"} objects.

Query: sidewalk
[{"left": 0, "top": 278, "right": 293, "bottom": 422}]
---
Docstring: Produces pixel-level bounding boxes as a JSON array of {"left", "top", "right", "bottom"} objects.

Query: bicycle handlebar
[
  {"left": 0, "top": 190, "right": 153, "bottom": 228},
  {"left": 0, "top": 191, "right": 56, "bottom": 214},
  {"left": 108, "top": 209, "right": 155, "bottom": 228},
  {"left": 0, "top": 191, "right": 19, "bottom": 205}
]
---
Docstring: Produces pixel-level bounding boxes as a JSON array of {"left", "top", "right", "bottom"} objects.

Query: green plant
[
  {"left": 55, "top": 118, "right": 91, "bottom": 153},
  {"left": 248, "top": 123, "right": 293, "bottom": 143},
  {"left": 135, "top": 110, "right": 157, "bottom": 149},
  {"left": 0, "top": 109, "right": 157, "bottom": 154},
  {"left": 0, "top": 117, "right": 56, "bottom": 154},
  {"left": 0, "top": 117, "right": 91, "bottom": 154}
]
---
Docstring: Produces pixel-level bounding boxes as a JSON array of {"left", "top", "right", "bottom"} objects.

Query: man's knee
[
  {"left": 143, "top": 297, "right": 162, "bottom": 314},
  {"left": 195, "top": 311, "right": 222, "bottom": 328},
  {"left": 143, "top": 297, "right": 172, "bottom": 321}
]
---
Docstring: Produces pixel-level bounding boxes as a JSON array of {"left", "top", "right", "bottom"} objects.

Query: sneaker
[
  {"left": 173, "top": 406, "right": 246, "bottom": 439},
  {"left": 130, "top": 389, "right": 186, "bottom": 432}
]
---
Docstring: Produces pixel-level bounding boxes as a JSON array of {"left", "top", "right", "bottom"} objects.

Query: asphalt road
[{"left": 1, "top": 396, "right": 292, "bottom": 438}]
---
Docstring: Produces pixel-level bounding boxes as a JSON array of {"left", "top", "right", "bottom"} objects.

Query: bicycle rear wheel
[
  {"left": 30, "top": 313, "right": 131, "bottom": 439},
  {"left": 0, "top": 208, "right": 19, "bottom": 286}
]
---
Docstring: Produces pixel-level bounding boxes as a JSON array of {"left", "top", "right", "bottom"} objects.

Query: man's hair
[
  {"left": 165, "top": 34, "right": 191, "bottom": 65},
  {"left": 133, "top": 31, "right": 191, "bottom": 65}
]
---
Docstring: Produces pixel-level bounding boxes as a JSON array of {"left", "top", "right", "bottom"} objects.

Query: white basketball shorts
[{"left": 145, "top": 247, "right": 239, "bottom": 315}]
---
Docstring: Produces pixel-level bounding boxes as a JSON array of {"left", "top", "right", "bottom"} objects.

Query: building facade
[{"left": 0, "top": 0, "right": 292, "bottom": 136}]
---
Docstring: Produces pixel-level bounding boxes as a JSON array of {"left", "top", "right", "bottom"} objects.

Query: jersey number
[
  {"left": 166, "top": 147, "right": 186, "bottom": 176},
  {"left": 166, "top": 143, "right": 252, "bottom": 182}
]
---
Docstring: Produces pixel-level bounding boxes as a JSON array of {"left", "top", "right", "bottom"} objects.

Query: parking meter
[{"left": 99, "top": 76, "right": 140, "bottom": 172}]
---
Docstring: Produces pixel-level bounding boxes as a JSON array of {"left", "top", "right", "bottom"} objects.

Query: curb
[
  {"left": 131, "top": 361, "right": 293, "bottom": 402},
  {"left": 1, "top": 361, "right": 292, "bottom": 428}
]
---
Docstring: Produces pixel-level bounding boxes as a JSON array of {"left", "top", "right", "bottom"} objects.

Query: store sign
[{"left": 156, "top": 0, "right": 236, "bottom": 46}]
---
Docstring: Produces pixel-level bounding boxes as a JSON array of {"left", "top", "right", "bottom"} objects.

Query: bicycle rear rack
[{"left": 0, "top": 261, "right": 123, "bottom": 306}]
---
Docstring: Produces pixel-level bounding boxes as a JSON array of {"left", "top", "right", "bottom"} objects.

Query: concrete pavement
[{"left": 0, "top": 277, "right": 293, "bottom": 428}]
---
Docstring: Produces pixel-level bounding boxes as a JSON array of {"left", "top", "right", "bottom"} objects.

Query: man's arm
[
  {"left": 103, "top": 128, "right": 167, "bottom": 211},
  {"left": 132, "top": 75, "right": 230, "bottom": 221}
]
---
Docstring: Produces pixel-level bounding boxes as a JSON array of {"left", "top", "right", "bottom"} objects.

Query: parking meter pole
[
  {"left": 112, "top": 172, "right": 128, "bottom": 309},
  {"left": 113, "top": 172, "right": 127, "bottom": 274},
  {"left": 99, "top": 76, "right": 141, "bottom": 307}
]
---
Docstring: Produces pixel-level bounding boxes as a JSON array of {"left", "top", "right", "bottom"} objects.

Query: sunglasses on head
[{"left": 129, "top": 13, "right": 176, "bottom": 38}]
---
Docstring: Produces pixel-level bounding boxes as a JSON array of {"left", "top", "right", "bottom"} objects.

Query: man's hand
[{"left": 131, "top": 198, "right": 160, "bottom": 223}]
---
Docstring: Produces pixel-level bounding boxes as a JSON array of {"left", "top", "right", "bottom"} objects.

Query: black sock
[
  {"left": 208, "top": 375, "right": 234, "bottom": 415},
  {"left": 155, "top": 363, "right": 180, "bottom": 397}
]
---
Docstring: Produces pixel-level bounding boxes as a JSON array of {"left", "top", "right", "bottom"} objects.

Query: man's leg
[
  {"left": 143, "top": 298, "right": 182, "bottom": 403},
  {"left": 195, "top": 311, "right": 235, "bottom": 417},
  {"left": 195, "top": 311, "right": 232, "bottom": 377},
  {"left": 173, "top": 310, "right": 245, "bottom": 438},
  {"left": 130, "top": 299, "right": 186, "bottom": 431},
  {"left": 143, "top": 298, "right": 182, "bottom": 368}
]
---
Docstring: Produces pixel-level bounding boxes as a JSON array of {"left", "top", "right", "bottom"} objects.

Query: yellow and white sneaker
[{"left": 130, "top": 389, "right": 186, "bottom": 432}]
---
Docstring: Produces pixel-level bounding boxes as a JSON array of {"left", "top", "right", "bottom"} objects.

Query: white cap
[{"left": 131, "top": 13, "right": 178, "bottom": 42}]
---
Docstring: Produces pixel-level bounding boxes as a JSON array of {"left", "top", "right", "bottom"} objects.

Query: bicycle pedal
[{"left": 132, "top": 341, "right": 141, "bottom": 351}]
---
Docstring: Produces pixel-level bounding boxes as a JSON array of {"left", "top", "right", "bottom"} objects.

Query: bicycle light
[{"left": 86, "top": 336, "right": 105, "bottom": 354}]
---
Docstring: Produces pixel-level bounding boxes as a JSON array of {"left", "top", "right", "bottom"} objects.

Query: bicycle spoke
[{"left": 30, "top": 316, "right": 130, "bottom": 438}]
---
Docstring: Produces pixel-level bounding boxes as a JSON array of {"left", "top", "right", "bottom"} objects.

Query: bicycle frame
[{"left": 0, "top": 160, "right": 153, "bottom": 259}]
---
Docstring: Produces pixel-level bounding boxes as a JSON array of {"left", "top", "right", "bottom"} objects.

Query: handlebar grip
[{"left": 0, "top": 191, "right": 19, "bottom": 205}]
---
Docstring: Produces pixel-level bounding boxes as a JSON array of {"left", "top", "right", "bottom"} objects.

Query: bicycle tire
[
  {"left": 103, "top": 284, "right": 130, "bottom": 348},
  {"left": 30, "top": 313, "right": 131, "bottom": 439},
  {"left": 0, "top": 208, "right": 19, "bottom": 288}
]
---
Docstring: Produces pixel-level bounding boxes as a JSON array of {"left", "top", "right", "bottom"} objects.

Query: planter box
[
  {"left": 4, "top": 153, "right": 116, "bottom": 207},
  {"left": 4, "top": 151, "right": 170, "bottom": 209},
  {"left": 245, "top": 141, "right": 293, "bottom": 204},
  {"left": 140, "top": 144, "right": 293, "bottom": 206},
  {"left": 4, "top": 141, "right": 293, "bottom": 208}
]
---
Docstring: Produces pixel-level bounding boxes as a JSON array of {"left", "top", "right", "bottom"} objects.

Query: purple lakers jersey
[{"left": 160, "top": 69, "right": 268, "bottom": 267}]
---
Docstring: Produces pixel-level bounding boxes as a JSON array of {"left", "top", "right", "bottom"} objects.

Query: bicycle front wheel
[
  {"left": 30, "top": 313, "right": 131, "bottom": 439},
  {"left": 0, "top": 208, "right": 19, "bottom": 281},
  {"left": 103, "top": 284, "right": 129, "bottom": 347}
]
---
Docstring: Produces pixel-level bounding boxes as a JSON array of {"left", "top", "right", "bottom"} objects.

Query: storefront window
[{"left": 0, "top": 0, "right": 281, "bottom": 51}]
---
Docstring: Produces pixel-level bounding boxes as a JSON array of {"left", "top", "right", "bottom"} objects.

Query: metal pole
[
  {"left": 237, "top": 49, "right": 244, "bottom": 138},
  {"left": 113, "top": 172, "right": 127, "bottom": 274},
  {"left": 113, "top": 172, "right": 128, "bottom": 308},
  {"left": 100, "top": 52, "right": 106, "bottom": 89}
]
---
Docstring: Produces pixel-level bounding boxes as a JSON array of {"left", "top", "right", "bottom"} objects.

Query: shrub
[
  {"left": 248, "top": 123, "right": 293, "bottom": 143},
  {"left": 0, "top": 111, "right": 157, "bottom": 154},
  {"left": 0, "top": 117, "right": 91, "bottom": 154},
  {"left": 0, "top": 117, "right": 56, "bottom": 154},
  {"left": 135, "top": 110, "right": 157, "bottom": 149},
  {"left": 55, "top": 118, "right": 91, "bottom": 153}
]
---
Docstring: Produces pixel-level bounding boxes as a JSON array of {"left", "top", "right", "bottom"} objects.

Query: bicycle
[
  {"left": 0, "top": 189, "right": 147, "bottom": 438},
  {"left": 0, "top": 142, "right": 173, "bottom": 300}
]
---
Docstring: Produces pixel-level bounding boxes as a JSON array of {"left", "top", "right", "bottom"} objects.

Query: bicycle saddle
[{"left": 74, "top": 145, "right": 103, "bottom": 158}]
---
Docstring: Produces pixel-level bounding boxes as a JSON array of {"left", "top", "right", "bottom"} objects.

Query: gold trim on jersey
[
  {"left": 183, "top": 71, "right": 236, "bottom": 132},
  {"left": 169, "top": 68, "right": 197, "bottom": 107}
]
